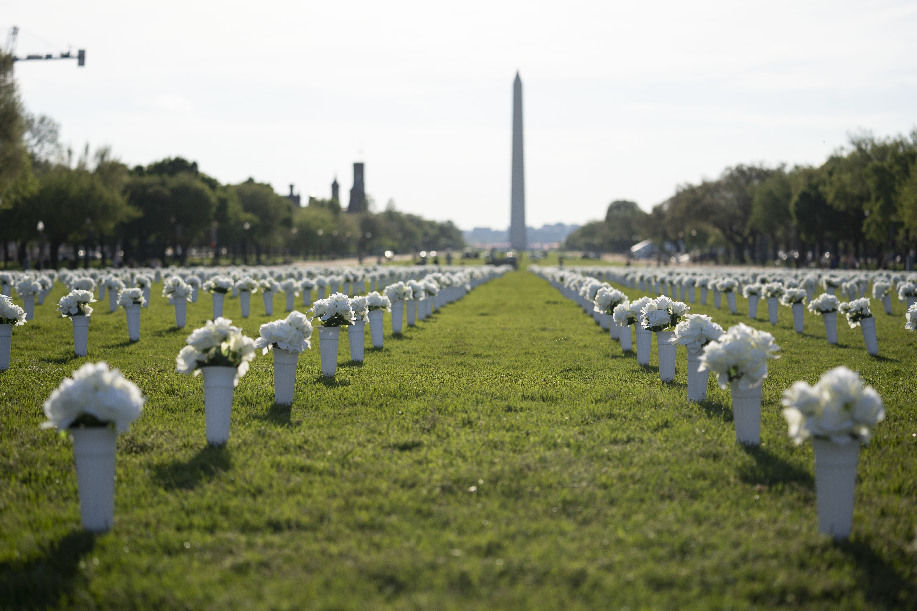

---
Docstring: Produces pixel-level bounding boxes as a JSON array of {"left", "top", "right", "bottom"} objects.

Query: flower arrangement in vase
[
  {"left": 118, "top": 288, "right": 146, "bottom": 342},
  {"left": 310, "top": 293, "right": 355, "bottom": 377},
  {"left": 807, "top": 293, "right": 840, "bottom": 344},
  {"left": 640, "top": 296, "right": 690, "bottom": 382},
  {"left": 58, "top": 289, "right": 96, "bottom": 356},
  {"left": 0, "top": 294, "right": 27, "bottom": 371},
  {"left": 255, "top": 311, "right": 312, "bottom": 405},
  {"left": 780, "top": 287, "right": 807, "bottom": 333},
  {"left": 839, "top": 298, "right": 877, "bottom": 355},
  {"left": 674, "top": 314, "right": 724, "bottom": 402}
]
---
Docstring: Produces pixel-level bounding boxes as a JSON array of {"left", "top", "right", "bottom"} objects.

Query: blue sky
[{"left": 4, "top": 0, "right": 916, "bottom": 229}]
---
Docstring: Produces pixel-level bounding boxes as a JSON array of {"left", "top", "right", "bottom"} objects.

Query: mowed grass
[{"left": 1, "top": 270, "right": 915, "bottom": 609}]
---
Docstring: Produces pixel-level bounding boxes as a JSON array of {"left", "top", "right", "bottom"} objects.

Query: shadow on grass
[
  {"left": 152, "top": 445, "right": 231, "bottom": 490},
  {"left": 833, "top": 539, "right": 916, "bottom": 607},
  {"left": 738, "top": 444, "right": 813, "bottom": 487},
  {"left": 367, "top": 346, "right": 384, "bottom": 353},
  {"left": 867, "top": 354, "right": 898, "bottom": 363},
  {"left": 694, "top": 398, "right": 732, "bottom": 422},
  {"left": 39, "top": 353, "right": 78, "bottom": 364},
  {"left": 153, "top": 327, "right": 185, "bottom": 337},
  {"left": 102, "top": 340, "right": 135, "bottom": 349},
  {"left": 0, "top": 529, "right": 95, "bottom": 608},
  {"left": 313, "top": 375, "right": 351, "bottom": 388},
  {"left": 389, "top": 333, "right": 409, "bottom": 341},
  {"left": 260, "top": 402, "right": 293, "bottom": 426},
  {"left": 339, "top": 360, "right": 364, "bottom": 369}
]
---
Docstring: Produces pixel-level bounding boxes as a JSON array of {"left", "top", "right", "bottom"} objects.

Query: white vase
[
  {"left": 700, "top": 287, "right": 708, "bottom": 305},
  {"left": 635, "top": 326, "right": 651, "bottom": 366},
  {"left": 0, "top": 323, "right": 11, "bottom": 371},
  {"left": 860, "top": 317, "right": 878, "bottom": 355},
  {"left": 391, "top": 301, "right": 404, "bottom": 335},
  {"left": 418, "top": 298, "right": 428, "bottom": 321},
  {"left": 142, "top": 287, "right": 150, "bottom": 307},
  {"left": 191, "top": 286, "right": 199, "bottom": 303},
  {"left": 730, "top": 382, "right": 762, "bottom": 446},
  {"left": 792, "top": 303, "right": 804, "bottom": 333},
  {"left": 212, "top": 292, "right": 225, "bottom": 319},
  {"left": 619, "top": 324, "right": 633, "bottom": 352},
  {"left": 124, "top": 304, "right": 141, "bottom": 342},
  {"left": 813, "top": 439, "right": 859, "bottom": 540},
  {"left": 285, "top": 292, "right": 295, "bottom": 312},
  {"left": 262, "top": 291, "right": 274, "bottom": 316},
  {"left": 174, "top": 299, "right": 187, "bottom": 329},
  {"left": 686, "top": 349, "right": 708, "bottom": 402},
  {"left": 202, "top": 366, "right": 236, "bottom": 445},
  {"left": 823, "top": 311, "right": 838, "bottom": 344},
  {"left": 748, "top": 295, "right": 759, "bottom": 319},
  {"left": 318, "top": 326, "right": 341, "bottom": 377},
  {"left": 881, "top": 295, "right": 892, "bottom": 314},
  {"left": 598, "top": 313, "right": 611, "bottom": 332},
  {"left": 38, "top": 290, "right": 47, "bottom": 305},
  {"left": 70, "top": 426, "right": 116, "bottom": 532},
  {"left": 72, "top": 315, "right": 90, "bottom": 356},
  {"left": 608, "top": 318, "right": 620, "bottom": 340},
  {"left": 368, "top": 309, "right": 384, "bottom": 348},
  {"left": 302, "top": 289, "right": 312, "bottom": 307},
  {"left": 272, "top": 348, "right": 298, "bottom": 405},
  {"left": 406, "top": 301, "right": 417, "bottom": 327},
  {"left": 240, "top": 291, "right": 251, "bottom": 318},
  {"left": 727, "top": 292, "right": 737, "bottom": 314},
  {"left": 713, "top": 290, "right": 721, "bottom": 309},
  {"left": 108, "top": 291, "right": 118, "bottom": 313},
  {"left": 21, "top": 294, "right": 35, "bottom": 321},
  {"left": 657, "top": 331, "right": 676, "bottom": 382},
  {"left": 348, "top": 320, "right": 365, "bottom": 362},
  {"left": 767, "top": 297, "right": 779, "bottom": 325}
]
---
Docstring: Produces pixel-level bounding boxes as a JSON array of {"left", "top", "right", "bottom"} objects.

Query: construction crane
[{"left": 6, "top": 26, "right": 85, "bottom": 67}]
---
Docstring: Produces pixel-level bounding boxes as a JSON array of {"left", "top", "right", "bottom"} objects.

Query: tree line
[
  {"left": 0, "top": 52, "right": 463, "bottom": 269},
  {"left": 565, "top": 132, "right": 917, "bottom": 268}
]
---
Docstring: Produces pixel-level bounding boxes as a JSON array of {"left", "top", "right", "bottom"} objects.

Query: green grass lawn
[{"left": 1, "top": 271, "right": 915, "bottom": 608}]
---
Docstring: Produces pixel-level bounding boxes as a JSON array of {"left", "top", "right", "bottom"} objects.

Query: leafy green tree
[{"left": 233, "top": 179, "right": 294, "bottom": 263}]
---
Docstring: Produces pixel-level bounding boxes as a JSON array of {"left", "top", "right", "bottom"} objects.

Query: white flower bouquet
[
  {"left": 699, "top": 323, "right": 780, "bottom": 390},
  {"left": 780, "top": 288, "right": 807, "bottom": 306},
  {"left": 383, "top": 282, "right": 412, "bottom": 302},
  {"left": 807, "top": 293, "right": 839, "bottom": 314},
  {"left": 640, "top": 296, "right": 690, "bottom": 332},
  {"left": 41, "top": 362, "right": 144, "bottom": 433},
  {"left": 176, "top": 317, "right": 256, "bottom": 386},
  {"left": 838, "top": 298, "right": 872, "bottom": 328},
  {"left": 350, "top": 296, "right": 369, "bottom": 322},
  {"left": 254, "top": 311, "right": 312, "bottom": 354},
  {"left": 715, "top": 278, "right": 738, "bottom": 293},
  {"left": 203, "top": 276, "right": 233, "bottom": 294},
  {"left": 906, "top": 303, "right": 917, "bottom": 331},
  {"left": 366, "top": 291, "right": 391, "bottom": 312},
  {"left": 822, "top": 275, "right": 843, "bottom": 290},
  {"left": 103, "top": 275, "right": 125, "bottom": 292},
  {"left": 612, "top": 301, "right": 636, "bottom": 326},
  {"left": 0, "top": 294, "right": 26, "bottom": 325},
  {"left": 897, "top": 281, "right": 916, "bottom": 301},
  {"left": 674, "top": 314, "right": 724, "bottom": 352},
  {"left": 16, "top": 278, "right": 41, "bottom": 298},
  {"left": 763, "top": 282, "right": 785, "bottom": 299},
  {"left": 594, "top": 286, "right": 627, "bottom": 315},
  {"left": 781, "top": 366, "right": 884, "bottom": 445},
  {"left": 280, "top": 279, "right": 300, "bottom": 296},
  {"left": 872, "top": 281, "right": 890, "bottom": 299},
  {"left": 259, "top": 278, "right": 280, "bottom": 293},
  {"left": 742, "top": 283, "right": 763, "bottom": 298},
  {"left": 407, "top": 280, "right": 426, "bottom": 300},
  {"left": 134, "top": 274, "right": 153, "bottom": 289},
  {"left": 58, "top": 289, "right": 96, "bottom": 317},
  {"left": 301, "top": 278, "right": 316, "bottom": 290},
  {"left": 234, "top": 276, "right": 259, "bottom": 293},
  {"left": 118, "top": 288, "right": 146, "bottom": 308},
  {"left": 71, "top": 277, "right": 96, "bottom": 292},
  {"left": 186, "top": 276, "right": 202, "bottom": 290},
  {"left": 162, "top": 276, "right": 193, "bottom": 303},
  {"left": 311, "top": 293, "right": 355, "bottom": 327}
]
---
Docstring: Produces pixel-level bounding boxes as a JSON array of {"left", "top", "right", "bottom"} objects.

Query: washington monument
[{"left": 510, "top": 72, "right": 527, "bottom": 251}]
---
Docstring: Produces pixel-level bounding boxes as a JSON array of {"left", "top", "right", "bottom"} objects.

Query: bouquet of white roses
[
  {"left": 162, "top": 276, "right": 193, "bottom": 303},
  {"left": 350, "top": 296, "right": 369, "bottom": 321},
  {"left": 311, "top": 293, "right": 355, "bottom": 327},
  {"left": 384, "top": 282, "right": 412, "bottom": 302},
  {"left": 42, "top": 362, "right": 144, "bottom": 433},
  {"left": 103, "top": 275, "right": 125, "bottom": 292},
  {"left": 871, "top": 281, "right": 890, "bottom": 299},
  {"left": 0, "top": 294, "right": 26, "bottom": 325},
  {"left": 254, "top": 311, "right": 312, "bottom": 354},
  {"left": 699, "top": 323, "right": 780, "bottom": 389},
  {"left": 838, "top": 298, "right": 872, "bottom": 328},
  {"left": 58, "top": 289, "right": 96, "bottom": 317},
  {"left": 203, "top": 276, "right": 233, "bottom": 294},
  {"left": 640, "top": 296, "right": 690, "bottom": 332},
  {"left": 612, "top": 301, "right": 636, "bottom": 326},
  {"left": 280, "top": 279, "right": 300, "bottom": 296},
  {"left": 16, "top": 278, "right": 41, "bottom": 298},
  {"left": 906, "top": 303, "right": 917, "bottom": 331},
  {"left": 780, "top": 287, "right": 807, "bottom": 306},
  {"left": 407, "top": 280, "right": 426, "bottom": 300},
  {"left": 134, "top": 274, "right": 153, "bottom": 289},
  {"left": 807, "top": 293, "right": 839, "bottom": 314},
  {"left": 71, "top": 277, "right": 96, "bottom": 292},
  {"left": 897, "top": 281, "right": 916, "bottom": 301},
  {"left": 715, "top": 278, "right": 738, "bottom": 293},
  {"left": 763, "top": 282, "right": 785, "bottom": 299},
  {"left": 594, "top": 286, "right": 627, "bottom": 315},
  {"left": 821, "top": 275, "right": 843, "bottom": 290},
  {"left": 781, "top": 366, "right": 884, "bottom": 445},
  {"left": 259, "top": 278, "right": 280, "bottom": 293},
  {"left": 674, "top": 314, "right": 724, "bottom": 352},
  {"left": 234, "top": 276, "right": 259, "bottom": 293},
  {"left": 176, "top": 317, "right": 256, "bottom": 386},
  {"left": 742, "top": 283, "right": 763, "bottom": 298},
  {"left": 366, "top": 291, "right": 391, "bottom": 312},
  {"left": 118, "top": 288, "right": 146, "bottom": 308}
]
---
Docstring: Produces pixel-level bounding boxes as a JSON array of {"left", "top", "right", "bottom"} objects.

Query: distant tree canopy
[{"left": 563, "top": 132, "right": 917, "bottom": 267}]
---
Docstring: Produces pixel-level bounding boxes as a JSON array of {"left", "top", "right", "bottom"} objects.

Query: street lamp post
[{"left": 36, "top": 220, "right": 45, "bottom": 270}]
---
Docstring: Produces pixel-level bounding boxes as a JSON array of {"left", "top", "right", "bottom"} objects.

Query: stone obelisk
[{"left": 510, "top": 72, "right": 527, "bottom": 251}]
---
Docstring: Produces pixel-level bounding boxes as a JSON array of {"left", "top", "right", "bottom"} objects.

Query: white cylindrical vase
[
  {"left": 108, "top": 292, "right": 118, "bottom": 313},
  {"left": 813, "top": 439, "right": 859, "bottom": 540},
  {"left": 700, "top": 287, "right": 708, "bottom": 305},
  {"left": 368, "top": 309, "right": 384, "bottom": 348},
  {"left": 212, "top": 292, "right": 225, "bottom": 319},
  {"left": 727, "top": 292, "right": 737, "bottom": 314},
  {"left": 636, "top": 327, "right": 651, "bottom": 366},
  {"left": 71, "top": 426, "right": 117, "bottom": 532},
  {"left": 302, "top": 289, "right": 312, "bottom": 308},
  {"left": 823, "top": 311, "right": 838, "bottom": 344},
  {"left": 657, "top": 331, "right": 676, "bottom": 382},
  {"left": 406, "top": 301, "right": 417, "bottom": 327},
  {"left": 125, "top": 304, "right": 141, "bottom": 342},
  {"left": 24, "top": 295, "right": 35, "bottom": 320},
  {"left": 174, "top": 299, "right": 187, "bottom": 329},
  {"left": 619, "top": 324, "right": 633, "bottom": 352},
  {"left": 748, "top": 296, "right": 759, "bottom": 319},
  {"left": 686, "top": 350, "right": 708, "bottom": 402},
  {"left": 767, "top": 298, "right": 779, "bottom": 325},
  {"left": 881, "top": 295, "right": 892, "bottom": 314},
  {"left": 202, "top": 366, "right": 236, "bottom": 446},
  {"left": 285, "top": 292, "right": 295, "bottom": 312},
  {"left": 713, "top": 290, "right": 721, "bottom": 309},
  {"left": 598, "top": 313, "right": 611, "bottom": 332},
  {"left": 730, "top": 382, "right": 762, "bottom": 446},
  {"left": 391, "top": 301, "right": 404, "bottom": 335},
  {"left": 240, "top": 291, "right": 251, "bottom": 318},
  {"left": 272, "top": 348, "right": 298, "bottom": 405},
  {"left": 792, "top": 303, "right": 804, "bottom": 333},
  {"left": 318, "top": 326, "right": 341, "bottom": 377},
  {"left": 348, "top": 321, "right": 365, "bottom": 362},
  {"left": 860, "top": 317, "right": 878, "bottom": 356},
  {"left": 72, "top": 315, "right": 90, "bottom": 356},
  {"left": 0, "top": 323, "right": 11, "bottom": 371},
  {"left": 262, "top": 291, "right": 274, "bottom": 316}
]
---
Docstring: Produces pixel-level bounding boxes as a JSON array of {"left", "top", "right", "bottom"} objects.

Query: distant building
[
  {"left": 347, "top": 163, "right": 366, "bottom": 213},
  {"left": 286, "top": 184, "right": 301, "bottom": 207},
  {"left": 331, "top": 177, "right": 340, "bottom": 203}
]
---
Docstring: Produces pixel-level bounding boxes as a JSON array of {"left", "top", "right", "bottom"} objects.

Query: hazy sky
[{"left": 4, "top": 1, "right": 917, "bottom": 230}]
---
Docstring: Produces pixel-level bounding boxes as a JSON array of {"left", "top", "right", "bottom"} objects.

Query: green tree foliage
[{"left": 564, "top": 200, "right": 648, "bottom": 253}]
